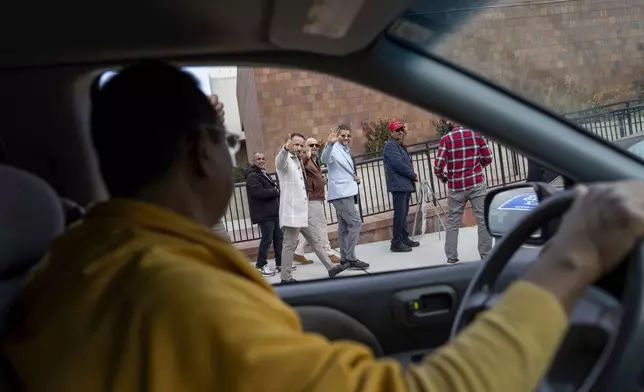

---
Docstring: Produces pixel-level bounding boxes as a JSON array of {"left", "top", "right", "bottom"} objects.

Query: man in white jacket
[{"left": 275, "top": 133, "right": 347, "bottom": 284}]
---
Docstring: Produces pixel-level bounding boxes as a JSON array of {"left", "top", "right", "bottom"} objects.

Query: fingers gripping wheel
[{"left": 450, "top": 190, "right": 644, "bottom": 391}]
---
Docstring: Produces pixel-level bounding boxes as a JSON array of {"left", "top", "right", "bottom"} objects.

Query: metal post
[
  {"left": 626, "top": 101, "right": 633, "bottom": 137},
  {"left": 353, "top": 156, "right": 364, "bottom": 223}
]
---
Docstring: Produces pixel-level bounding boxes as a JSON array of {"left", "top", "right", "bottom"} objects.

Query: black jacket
[{"left": 245, "top": 165, "right": 280, "bottom": 224}]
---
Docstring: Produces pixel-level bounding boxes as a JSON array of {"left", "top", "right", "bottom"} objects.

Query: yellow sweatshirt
[{"left": 4, "top": 199, "right": 568, "bottom": 392}]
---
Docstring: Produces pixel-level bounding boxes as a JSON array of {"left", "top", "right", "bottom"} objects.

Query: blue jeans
[
  {"left": 257, "top": 219, "right": 283, "bottom": 268},
  {"left": 392, "top": 192, "right": 411, "bottom": 243}
]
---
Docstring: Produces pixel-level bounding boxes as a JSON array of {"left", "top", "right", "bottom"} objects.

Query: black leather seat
[{"left": 0, "top": 165, "right": 65, "bottom": 391}]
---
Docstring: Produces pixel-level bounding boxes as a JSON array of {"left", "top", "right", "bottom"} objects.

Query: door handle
[{"left": 392, "top": 285, "right": 456, "bottom": 327}]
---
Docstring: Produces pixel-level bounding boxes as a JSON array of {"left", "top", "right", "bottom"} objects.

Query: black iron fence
[
  {"left": 565, "top": 99, "right": 644, "bottom": 142},
  {"left": 224, "top": 98, "right": 644, "bottom": 243},
  {"left": 224, "top": 139, "right": 528, "bottom": 243}
]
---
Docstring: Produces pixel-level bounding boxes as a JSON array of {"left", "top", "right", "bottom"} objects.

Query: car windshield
[
  {"left": 626, "top": 139, "right": 644, "bottom": 157},
  {"left": 389, "top": 0, "right": 644, "bottom": 160}
]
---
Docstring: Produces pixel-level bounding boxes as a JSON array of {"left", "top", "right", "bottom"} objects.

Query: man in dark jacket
[
  {"left": 383, "top": 120, "right": 420, "bottom": 252},
  {"left": 245, "top": 152, "right": 283, "bottom": 277}
]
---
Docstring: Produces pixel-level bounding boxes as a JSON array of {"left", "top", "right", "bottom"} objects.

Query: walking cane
[{"left": 411, "top": 179, "right": 448, "bottom": 241}]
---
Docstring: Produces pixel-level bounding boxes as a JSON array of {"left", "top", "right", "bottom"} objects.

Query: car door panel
[
  {"left": 276, "top": 262, "right": 478, "bottom": 357},
  {"left": 276, "top": 247, "right": 541, "bottom": 359}
]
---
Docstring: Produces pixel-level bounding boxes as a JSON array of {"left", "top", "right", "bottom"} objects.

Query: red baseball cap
[{"left": 388, "top": 120, "right": 405, "bottom": 132}]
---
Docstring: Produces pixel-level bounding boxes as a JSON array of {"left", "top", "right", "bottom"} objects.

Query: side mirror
[{"left": 484, "top": 182, "right": 557, "bottom": 245}]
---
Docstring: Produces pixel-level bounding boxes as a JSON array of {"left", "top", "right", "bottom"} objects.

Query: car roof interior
[{"left": 2, "top": 0, "right": 644, "bottom": 207}]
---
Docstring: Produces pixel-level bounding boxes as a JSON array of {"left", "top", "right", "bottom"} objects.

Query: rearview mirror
[{"left": 484, "top": 183, "right": 556, "bottom": 245}]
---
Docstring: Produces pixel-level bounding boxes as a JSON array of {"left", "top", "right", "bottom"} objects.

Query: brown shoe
[
  {"left": 447, "top": 258, "right": 459, "bottom": 264},
  {"left": 294, "top": 254, "right": 314, "bottom": 265},
  {"left": 329, "top": 254, "right": 341, "bottom": 264}
]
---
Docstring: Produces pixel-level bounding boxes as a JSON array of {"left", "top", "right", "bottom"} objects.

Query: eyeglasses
[
  {"left": 393, "top": 128, "right": 406, "bottom": 133},
  {"left": 202, "top": 123, "right": 241, "bottom": 168},
  {"left": 308, "top": 144, "right": 320, "bottom": 148},
  {"left": 226, "top": 133, "right": 241, "bottom": 153}
]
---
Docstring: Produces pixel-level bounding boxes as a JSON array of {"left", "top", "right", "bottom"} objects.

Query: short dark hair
[
  {"left": 91, "top": 61, "right": 220, "bottom": 197},
  {"left": 337, "top": 124, "right": 351, "bottom": 132},
  {"left": 290, "top": 133, "right": 305, "bottom": 140}
]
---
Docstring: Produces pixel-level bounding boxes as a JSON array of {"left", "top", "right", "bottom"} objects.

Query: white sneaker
[
  {"left": 275, "top": 265, "right": 297, "bottom": 273},
  {"left": 258, "top": 265, "right": 275, "bottom": 277}
]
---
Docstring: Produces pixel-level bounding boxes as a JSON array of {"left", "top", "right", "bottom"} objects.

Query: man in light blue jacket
[{"left": 321, "top": 124, "right": 370, "bottom": 270}]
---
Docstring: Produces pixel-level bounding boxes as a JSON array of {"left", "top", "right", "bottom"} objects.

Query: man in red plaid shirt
[{"left": 434, "top": 124, "right": 493, "bottom": 264}]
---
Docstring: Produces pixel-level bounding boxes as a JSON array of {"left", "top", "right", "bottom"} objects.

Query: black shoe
[
  {"left": 403, "top": 238, "right": 420, "bottom": 247},
  {"left": 342, "top": 259, "right": 370, "bottom": 270},
  {"left": 391, "top": 242, "right": 412, "bottom": 252},
  {"left": 280, "top": 278, "right": 298, "bottom": 284},
  {"left": 328, "top": 264, "right": 348, "bottom": 278}
]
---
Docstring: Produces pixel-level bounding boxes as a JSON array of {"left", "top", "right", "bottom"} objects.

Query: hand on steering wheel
[
  {"left": 537, "top": 183, "right": 644, "bottom": 291},
  {"left": 452, "top": 181, "right": 644, "bottom": 392}
]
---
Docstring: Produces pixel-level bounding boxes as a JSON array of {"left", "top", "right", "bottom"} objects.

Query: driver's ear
[{"left": 186, "top": 129, "right": 216, "bottom": 178}]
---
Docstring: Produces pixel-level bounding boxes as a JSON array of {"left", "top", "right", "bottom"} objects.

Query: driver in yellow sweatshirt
[{"left": 5, "top": 61, "right": 642, "bottom": 392}]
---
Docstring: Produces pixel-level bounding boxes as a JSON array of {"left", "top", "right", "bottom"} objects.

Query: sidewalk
[{"left": 263, "top": 226, "right": 483, "bottom": 284}]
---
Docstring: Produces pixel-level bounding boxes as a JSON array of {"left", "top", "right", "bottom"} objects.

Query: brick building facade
[
  {"left": 237, "top": 67, "right": 437, "bottom": 171},
  {"left": 238, "top": 0, "right": 644, "bottom": 170}
]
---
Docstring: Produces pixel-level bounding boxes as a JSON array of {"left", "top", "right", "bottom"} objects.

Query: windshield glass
[
  {"left": 628, "top": 139, "right": 644, "bottom": 157},
  {"left": 389, "top": 0, "right": 644, "bottom": 155}
]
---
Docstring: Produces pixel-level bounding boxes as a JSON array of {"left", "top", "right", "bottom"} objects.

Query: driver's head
[{"left": 91, "top": 61, "right": 233, "bottom": 227}]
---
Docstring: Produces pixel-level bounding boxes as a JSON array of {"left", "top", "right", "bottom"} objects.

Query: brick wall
[
  {"left": 432, "top": 0, "right": 644, "bottom": 111},
  {"left": 237, "top": 67, "right": 264, "bottom": 162},
  {"left": 238, "top": 0, "right": 644, "bottom": 169},
  {"left": 240, "top": 67, "right": 439, "bottom": 170}
]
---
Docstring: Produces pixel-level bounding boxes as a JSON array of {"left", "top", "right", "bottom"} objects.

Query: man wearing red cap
[
  {"left": 434, "top": 123, "right": 493, "bottom": 264},
  {"left": 383, "top": 120, "right": 420, "bottom": 252}
]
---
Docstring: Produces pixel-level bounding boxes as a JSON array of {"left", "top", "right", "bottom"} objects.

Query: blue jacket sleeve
[
  {"left": 384, "top": 143, "right": 416, "bottom": 180},
  {"left": 320, "top": 143, "right": 335, "bottom": 165}
]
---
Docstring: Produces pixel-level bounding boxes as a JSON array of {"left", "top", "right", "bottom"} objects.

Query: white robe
[{"left": 275, "top": 147, "right": 309, "bottom": 228}]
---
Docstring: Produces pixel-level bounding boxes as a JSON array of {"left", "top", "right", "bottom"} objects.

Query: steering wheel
[{"left": 450, "top": 190, "right": 644, "bottom": 391}]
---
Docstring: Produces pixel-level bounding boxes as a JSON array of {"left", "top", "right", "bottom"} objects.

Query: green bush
[
  {"left": 432, "top": 118, "right": 454, "bottom": 138},
  {"left": 362, "top": 118, "right": 401, "bottom": 157},
  {"left": 233, "top": 163, "right": 251, "bottom": 183}
]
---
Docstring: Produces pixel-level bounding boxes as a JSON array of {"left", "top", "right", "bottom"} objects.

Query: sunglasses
[
  {"left": 393, "top": 128, "right": 406, "bottom": 133},
  {"left": 308, "top": 143, "right": 320, "bottom": 148}
]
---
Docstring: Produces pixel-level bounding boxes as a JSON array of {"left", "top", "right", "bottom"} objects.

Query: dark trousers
[
  {"left": 257, "top": 219, "right": 283, "bottom": 268},
  {"left": 392, "top": 192, "right": 412, "bottom": 243}
]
